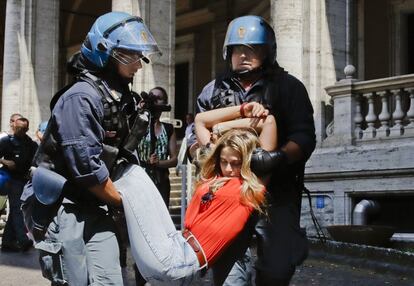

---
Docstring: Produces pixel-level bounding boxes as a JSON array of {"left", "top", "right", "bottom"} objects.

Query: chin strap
[{"left": 233, "top": 67, "right": 263, "bottom": 82}]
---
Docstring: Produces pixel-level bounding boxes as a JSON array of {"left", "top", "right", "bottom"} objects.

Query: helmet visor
[
  {"left": 106, "top": 17, "right": 162, "bottom": 61},
  {"left": 111, "top": 49, "right": 149, "bottom": 65}
]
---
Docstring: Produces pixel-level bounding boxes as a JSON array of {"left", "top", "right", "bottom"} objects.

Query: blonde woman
[{"left": 115, "top": 114, "right": 276, "bottom": 284}]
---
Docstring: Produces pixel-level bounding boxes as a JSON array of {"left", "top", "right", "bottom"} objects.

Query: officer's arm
[
  {"left": 89, "top": 178, "right": 122, "bottom": 207},
  {"left": 284, "top": 78, "right": 316, "bottom": 162},
  {"left": 281, "top": 141, "right": 304, "bottom": 163},
  {"left": 251, "top": 78, "right": 315, "bottom": 176},
  {"left": 55, "top": 88, "right": 117, "bottom": 200}
]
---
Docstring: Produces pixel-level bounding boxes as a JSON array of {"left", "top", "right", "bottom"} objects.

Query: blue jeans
[
  {"left": 2, "top": 178, "right": 29, "bottom": 245},
  {"left": 115, "top": 164, "right": 201, "bottom": 285}
]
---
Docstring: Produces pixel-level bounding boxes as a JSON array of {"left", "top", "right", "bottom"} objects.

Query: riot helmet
[
  {"left": 81, "top": 11, "right": 161, "bottom": 68},
  {"left": 223, "top": 15, "right": 276, "bottom": 65}
]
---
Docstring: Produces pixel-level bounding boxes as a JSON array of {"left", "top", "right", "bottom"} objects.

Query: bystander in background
[
  {"left": 34, "top": 121, "right": 48, "bottom": 144},
  {"left": 0, "top": 117, "right": 38, "bottom": 252},
  {"left": 137, "top": 87, "right": 178, "bottom": 207},
  {"left": 0, "top": 113, "right": 23, "bottom": 138}
]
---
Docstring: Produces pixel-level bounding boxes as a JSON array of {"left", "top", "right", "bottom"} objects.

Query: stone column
[
  {"left": 270, "top": 0, "right": 348, "bottom": 145},
  {"left": 1, "top": 0, "right": 59, "bottom": 133},
  {"left": 270, "top": 0, "right": 304, "bottom": 79},
  {"left": 34, "top": 0, "right": 59, "bottom": 122},
  {"left": 112, "top": 0, "right": 176, "bottom": 120},
  {"left": 112, "top": 0, "right": 136, "bottom": 13},
  {"left": 2, "top": 0, "right": 22, "bottom": 131}
]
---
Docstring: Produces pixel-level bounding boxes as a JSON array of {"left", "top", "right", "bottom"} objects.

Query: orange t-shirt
[{"left": 184, "top": 178, "right": 260, "bottom": 266}]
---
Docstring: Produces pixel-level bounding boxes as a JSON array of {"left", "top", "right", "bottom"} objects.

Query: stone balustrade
[{"left": 323, "top": 66, "right": 414, "bottom": 146}]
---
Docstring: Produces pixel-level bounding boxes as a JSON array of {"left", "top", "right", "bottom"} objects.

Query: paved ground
[{"left": 1, "top": 245, "right": 413, "bottom": 285}]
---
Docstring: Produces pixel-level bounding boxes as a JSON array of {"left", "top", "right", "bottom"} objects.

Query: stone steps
[
  {"left": 0, "top": 214, "right": 7, "bottom": 238},
  {"left": 168, "top": 166, "right": 195, "bottom": 229}
]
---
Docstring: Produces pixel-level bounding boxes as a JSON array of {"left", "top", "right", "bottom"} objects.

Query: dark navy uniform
[
  {"left": 35, "top": 77, "right": 131, "bottom": 285},
  {"left": 192, "top": 67, "right": 316, "bottom": 285},
  {"left": 24, "top": 11, "right": 161, "bottom": 286}
]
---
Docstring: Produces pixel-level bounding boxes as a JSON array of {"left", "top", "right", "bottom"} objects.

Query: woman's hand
[{"left": 241, "top": 102, "right": 269, "bottom": 118}]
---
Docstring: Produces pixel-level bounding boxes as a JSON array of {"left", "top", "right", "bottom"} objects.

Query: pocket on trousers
[
  {"left": 290, "top": 228, "right": 309, "bottom": 266},
  {"left": 36, "top": 240, "right": 68, "bottom": 286}
]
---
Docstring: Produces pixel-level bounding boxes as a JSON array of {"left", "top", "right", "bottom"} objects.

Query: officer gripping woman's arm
[{"left": 187, "top": 15, "right": 316, "bottom": 286}]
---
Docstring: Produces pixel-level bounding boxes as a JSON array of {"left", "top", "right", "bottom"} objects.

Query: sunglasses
[
  {"left": 201, "top": 190, "right": 215, "bottom": 205},
  {"left": 111, "top": 50, "right": 145, "bottom": 65}
]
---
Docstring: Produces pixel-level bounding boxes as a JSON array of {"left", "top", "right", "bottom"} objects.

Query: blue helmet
[
  {"left": 223, "top": 15, "right": 277, "bottom": 64},
  {"left": 81, "top": 11, "right": 161, "bottom": 68}
]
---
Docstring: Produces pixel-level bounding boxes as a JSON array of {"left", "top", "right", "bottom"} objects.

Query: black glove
[{"left": 250, "top": 148, "right": 288, "bottom": 176}]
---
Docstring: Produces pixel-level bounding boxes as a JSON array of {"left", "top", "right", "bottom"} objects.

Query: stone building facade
[{"left": 1, "top": 0, "right": 413, "bottom": 240}]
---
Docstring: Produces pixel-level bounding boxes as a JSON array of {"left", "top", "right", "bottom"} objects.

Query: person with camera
[
  {"left": 136, "top": 86, "right": 178, "bottom": 207},
  {"left": 25, "top": 12, "right": 161, "bottom": 285}
]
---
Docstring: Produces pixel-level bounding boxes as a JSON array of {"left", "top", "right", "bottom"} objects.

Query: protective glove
[{"left": 250, "top": 148, "right": 288, "bottom": 176}]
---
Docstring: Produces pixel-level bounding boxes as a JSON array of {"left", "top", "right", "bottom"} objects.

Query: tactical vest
[
  {"left": 34, "top": 71, "right": 131, "bottom": 175},
  {"left": 78, "top": 71, "right": 129, "bottom": 148},
  {"left": 210, "top": 74, "right": 283, "bottom": 109}
]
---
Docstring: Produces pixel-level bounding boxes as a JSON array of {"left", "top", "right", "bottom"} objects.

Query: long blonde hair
[{"left": 196, "top": 129, "right": 266, "bottom": 212}]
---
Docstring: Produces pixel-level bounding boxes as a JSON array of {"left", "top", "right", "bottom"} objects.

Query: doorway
[{"left": 174, "top": 62, "right": 190, "bottom": 139}]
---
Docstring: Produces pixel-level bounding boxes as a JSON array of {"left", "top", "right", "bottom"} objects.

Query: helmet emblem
[
  {"left": 141, "top": 31, "right": 148, "bottom": 43},
  {"left": 238, "top": 27, "right": 246, "bottom": 39}
]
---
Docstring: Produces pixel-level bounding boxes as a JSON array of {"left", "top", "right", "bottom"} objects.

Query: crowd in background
[{"left": 0, "top": 113, "right": 46, "bottom": 252}]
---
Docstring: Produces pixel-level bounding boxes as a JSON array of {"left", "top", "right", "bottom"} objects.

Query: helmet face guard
[
  {"left": 81, "top": 12, "right": 161, "bottom": 68},
  {"left": 223, "top": 15, "right": 276, "bottom": 65}
]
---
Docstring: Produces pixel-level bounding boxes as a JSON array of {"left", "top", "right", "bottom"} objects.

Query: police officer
[
  {"left": 32, "top": 12, "right": 160, "bottom": 285},
  {"left": 189, "top": 16, "right": 316, "bottom": 285},
  {"left": 0, "top": 117, "right": 37, "bottom": 252}
]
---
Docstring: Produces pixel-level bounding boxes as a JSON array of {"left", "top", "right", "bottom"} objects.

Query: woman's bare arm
[
  {"left": 214, "top": 115, "right": 277, "bottom": 151},
  {"left": 194, "top": 102, "right": 268, "bottom": 146}
]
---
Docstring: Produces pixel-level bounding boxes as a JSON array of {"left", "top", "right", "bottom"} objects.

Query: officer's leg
[
  {"left": 255, "top": 204, "right": 308, "bottom": 286},
  {"left": 38, "top": 204, "right": 87, "bottom": 285},
  {"left": 85, "top": 209, "right": 123, "bottom": 285}
]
